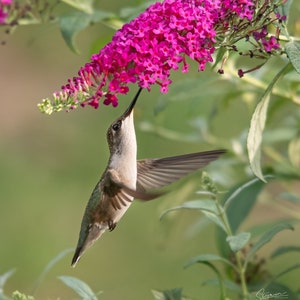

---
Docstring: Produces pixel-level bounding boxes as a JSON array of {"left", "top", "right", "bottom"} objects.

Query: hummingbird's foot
[{"left": 108, "top": 220, "right": 117, "bottom": 231}]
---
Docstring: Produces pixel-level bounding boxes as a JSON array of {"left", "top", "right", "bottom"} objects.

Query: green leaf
[
  {"left": 226, "top": 232, "right": 251, "bottom": 252},
  {"left": 0, "top": 269, "right": 16, "bottom": 299},
  {"left": 59, "top": 11, "right": 92, "bottom": 53},
  {"left": 271, "top": 246, "right": 300, "bottom": 259},
  {"left": 32, "top": 248, "right": 73, "bottom": 295},
  {"left": 202, "top": 278, "right": 241, "bottom": 293},
  {"left": 247, "top": 219, "right": 296, "bottom": 239},
  {"left": 151, "top": 288, "right": 188, "bottom": 300},
  {"left": 59, "top": 9, "right": 115, "bottom": 53},
  {"left": 211, "top": 47, "right": 227, "bottom": 70},
  {"left": 161, "top": 199, "right": 219, "bottom": 215},
  {"left": 58, "top": 276, "right": 99, "bottom": 300},
  {"left": 273, "top": 263, "right": 300, "bottom": 281},
  {"left": 0, "top": 268, "right": 15, "bottom": 287},
  {"left": 244, "top": 223, "right": 294, "bottom": 268},
  {"left": 185, "top": 258, "right": 228, "bottom": 300},
  {"left": 61, "top": 0, "right": 94, "bottom": 14},
  {"left": 160, "top": 199, "right": 226, "bottom": 231},
  {"left": 224, "top": 177, "right": 268, "bottom": 232},
  {"left": 285, "top": 41, "right": 300, "bottom": 74},
  {"left": 247, "top": 63, "right": 293, "bottom": 181},
  {"left": 120, "top": 1, "right": 156, "bottom": 21},
  {"left": 247, "top": 92, "right": 270, "bottom": 182},
  {"left": 184, "top": 254, "right": 236, "bottom": 270},
  {"left": 216, "top": 177, "right": 267, "bottom": 257}
]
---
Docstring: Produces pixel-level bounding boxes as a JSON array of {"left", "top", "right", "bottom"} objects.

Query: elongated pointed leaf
[
  {"left": 58, "top": 276, "right": 99, "bottom": 300},
  {"left": 151, "top": 288, "right": 186, "bottom": 300},
  {"left": 59, "top": 12, "right": 91, "bottom": 53},
  {"left": 184, "top": 254, "right": 236, "bottom": 270},
  {"left": 216, "top": 177, "right": 266, "bottom": 257},
  {"left": 247, "top": 93, "right": 270, "bottom": 182},
  {"left": 226, "top": 232, "right": 251, "bottom": 252},
  {"left": 202, "top": 278, "right": 241, "bottom": 293},
  {"left": 271, "top": 246, "right": 300, "bottom": 259},
  {"left": 244, "top": 223, "right": 294, "bottom": 267},
  {"left": 185, "top": 259, "right": 227, "bottom": 300},
  {"left": 224, "top": 176, "right": 268, "bottom": 230},
  {"left": 247, "top": 63, "right": 293, "bottom": 181},
  {"left": 32, "top": 248, "right": 73, "bottom": 295},
  {"left": 247, "top": 219, "right": 296, "bottom": 239},
  {"left": 223, "top": 176, "right": 268, "bottom": 222},
  {"left": 273, "top": 263, "right": 300, "bottom": 282},
  {"left": 162, "top": 199, "right": 220, "bottom": 215},
  {"left": 120, "top": 2, "right": 157, "bottom": 21},
  {"left": 160, "top": 199, "right": 226, "bottom": 231},
  {"left": 59, "top": 10, "right": 115, "bottom": 53},
  {"left": 0, "top": 268, "right": 15, "bottom": 287},
  {"left": 201, "top": 210, "right": 226, "bottom": 232},
  {"left": 0, "top": 269, "right": 15, "bottom": 299},
  {"left": 211, "top": 47, "right": 227, "bottom": 69},
  {"left": 285, "top": 41, "right": 300, "bottom": 74}
]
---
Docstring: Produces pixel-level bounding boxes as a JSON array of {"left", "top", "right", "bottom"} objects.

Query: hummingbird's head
[{"left": 106, "top": 88, "right": 142, "bottom": 154}]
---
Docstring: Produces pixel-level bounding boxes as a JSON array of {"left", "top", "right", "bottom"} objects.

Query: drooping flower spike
[{"left": 38, "top": 0, "right": 286, "bottom": 114}]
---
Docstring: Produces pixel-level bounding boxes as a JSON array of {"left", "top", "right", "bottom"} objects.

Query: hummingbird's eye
[{"left": 112, "top": 120, "right": 121, "bottom": 131}]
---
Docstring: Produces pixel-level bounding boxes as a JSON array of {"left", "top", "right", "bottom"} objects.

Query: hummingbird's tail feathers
[
  {"left": 71, "top": 223, "right": 107, "bottom": 267},
  {"left": 71, "top": 247, "right": 82, "bottom": 267},
  {"left": 136, "top": 149, "right": 226, "bottom": 191}
]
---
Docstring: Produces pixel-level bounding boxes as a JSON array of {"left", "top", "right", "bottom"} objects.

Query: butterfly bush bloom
[
  {"left": 0, "top": 0, "right": 12, "bottom": 24},
  {"left": 38, "top": 0, "right": 286, "bottom": 114}
]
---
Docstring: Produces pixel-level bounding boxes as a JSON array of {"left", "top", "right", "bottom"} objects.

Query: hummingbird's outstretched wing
[{"left": 136, "top": 150, "right": 225, "bottom": 194}]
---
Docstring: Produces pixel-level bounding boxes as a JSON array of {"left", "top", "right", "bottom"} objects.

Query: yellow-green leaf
[
  {"left": 247, "top": 93, "right": 270, "bottom": 182},
  {"left": 247, "top": 63, "right": 293, "bottom": 181},
  {"left": 285, "top": 41, "right": 300, "bottom": 74}
]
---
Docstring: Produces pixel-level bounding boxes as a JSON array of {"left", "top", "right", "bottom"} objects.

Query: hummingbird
[{"left": 71, "top": 88, "right": 225, "bottom": 266}]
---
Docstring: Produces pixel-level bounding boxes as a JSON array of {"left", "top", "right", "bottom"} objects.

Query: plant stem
[{"left": 216, "top": 201, "right": 250, "bottom": 299}]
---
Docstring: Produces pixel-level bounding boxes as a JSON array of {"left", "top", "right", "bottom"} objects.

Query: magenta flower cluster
[
  {"left": 0, "top": 0, "right": 12, "bottom": 24},
  {"left": 51, "top": 0, "right": 254, "bottom": 110}
]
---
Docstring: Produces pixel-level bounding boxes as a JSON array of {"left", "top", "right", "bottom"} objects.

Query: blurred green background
[{"left": 1, "top": 1, "right": 300, "bottom": 299}]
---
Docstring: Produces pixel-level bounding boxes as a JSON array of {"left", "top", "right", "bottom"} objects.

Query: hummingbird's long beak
[{"left": 122, "top": 87, "right": 143, "bottom": 119}]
